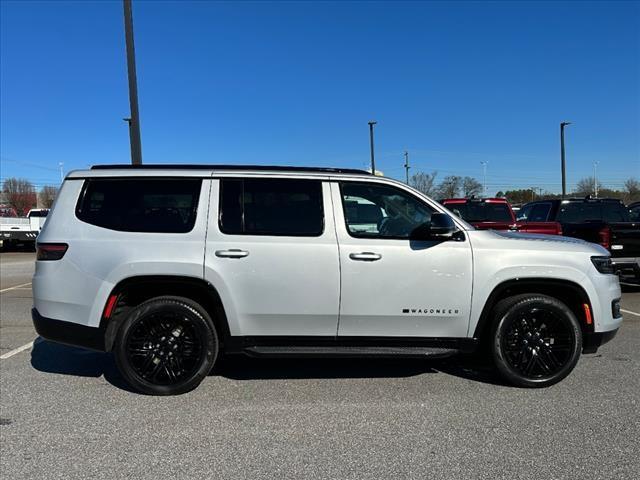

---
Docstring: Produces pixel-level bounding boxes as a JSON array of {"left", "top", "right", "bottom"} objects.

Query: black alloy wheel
[
  {"left": 491, "top": 294, "right": 582, "bottom": 388},
  {"left": 114, "top": 296, "right": 218, "bottom": 395}
]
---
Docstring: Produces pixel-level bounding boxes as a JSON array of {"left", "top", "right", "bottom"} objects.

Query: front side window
[
  {"left": 341, "top": 182, "right": 433, "bottom": 238},
  {"left": 76, "top": 178, "right": 202, "bottom": 233},
  {"left": 219, "top": 178, "right": 324, "bottom": 236}
]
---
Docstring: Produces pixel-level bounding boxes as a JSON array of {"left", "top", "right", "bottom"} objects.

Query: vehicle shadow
[
  {"left": 30, "top": 338, "right": 509, "bottom": 392},
  {"left": 30, "top": 338, "right": 135, "bottom": 393},
  {"left": 213, "top": 353, "right": 509, "bottom": 386}
]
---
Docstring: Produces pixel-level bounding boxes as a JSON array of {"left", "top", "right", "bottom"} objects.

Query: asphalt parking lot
[{"left": 1, "top": 252, "right": 639, "bottom": 479}]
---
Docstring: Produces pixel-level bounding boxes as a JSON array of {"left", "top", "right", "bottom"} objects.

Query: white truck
[{"left": 0, "top": 209, "right": 49, "bottom": 249}]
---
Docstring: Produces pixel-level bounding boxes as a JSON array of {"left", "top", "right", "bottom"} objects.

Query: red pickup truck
[{"left": 441, "top": 198, "right": 562, "bottom": 235}]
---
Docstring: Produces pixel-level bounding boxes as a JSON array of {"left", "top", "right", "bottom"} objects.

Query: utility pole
[
  {"left": 593, "top": 161, "right": 599, "bottom": 198},
  {"left": 531, "top": 187, "right": 536, "bottom": 202},
  {"left": 404, "top": 151, "right": 410, "bottom": 184},
  {"left": 368, "top": 121, "right": 377, "bottom": 174},
  {"left": 560, "top": 122, "right": 571, "bottom": 198},
  {"left": 480, "top": 161, "right": 488, "bottom": 196},
  {"left": 123, "top": 0, "right": 142, "bottom": 165},
  {"left": 58, "top": 162, "right": 64, "bottom": 183}
]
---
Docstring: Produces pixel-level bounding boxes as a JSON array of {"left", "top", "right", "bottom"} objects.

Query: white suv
[{"left": 32, "top": 165, "right": 623, "bottom": 395}]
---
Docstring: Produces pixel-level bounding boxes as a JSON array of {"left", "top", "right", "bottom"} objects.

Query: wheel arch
[
  {"left": 100, "top": 275, "right": 230, "bottom": 352},
  {"left": 472, "top": 278, "right": 594, "bottom": 341}
]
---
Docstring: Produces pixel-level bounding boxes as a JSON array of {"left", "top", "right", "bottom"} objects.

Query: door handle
[
  {"left": 349, "top": 252, "right": 382, "bottom": 262},
  {"left": 215, "top": 249, "right": 249, "bottom": 259}
]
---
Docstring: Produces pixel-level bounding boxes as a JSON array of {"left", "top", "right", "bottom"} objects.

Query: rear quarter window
[{"left": 76, "top": 178, "right": 202, "bottom": 233}]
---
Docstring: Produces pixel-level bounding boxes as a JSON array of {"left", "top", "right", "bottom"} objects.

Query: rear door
[{"left": 204, "top": 176, "right": 341, "bottom": 337}]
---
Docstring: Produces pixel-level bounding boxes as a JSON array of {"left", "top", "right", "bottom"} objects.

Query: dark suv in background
[{"left": 519, "top": 197, "right": 640, "bottom": 284}]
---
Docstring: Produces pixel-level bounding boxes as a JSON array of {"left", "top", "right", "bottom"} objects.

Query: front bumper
[
  {"left": 583, "top": 328, "right": 619, "bottom": 354},
  {"left": 611, "top": 257, "right": 640, "bottom": 284},
  {"left": 32, "top": 308, "right": 106, "bottom": 352}
]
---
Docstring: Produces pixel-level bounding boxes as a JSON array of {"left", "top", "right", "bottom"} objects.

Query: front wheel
[
  {"left": 114, "top": 296, "right": 218, "bottom": 395},
  {"left": 491, "top": 294, "right": 582, "bottom": 388}
]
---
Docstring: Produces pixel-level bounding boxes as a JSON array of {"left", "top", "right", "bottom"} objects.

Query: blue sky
[{"left": 1, "top": 0, "right": 638, "bottom": 193}]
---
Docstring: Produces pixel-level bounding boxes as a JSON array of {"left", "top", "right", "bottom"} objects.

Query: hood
[
  {"left": 484, "top": 230, "right": 610, "bottom": 256},
  {"left": 493, "top": 230, "right": 587, "bottom": 244}
]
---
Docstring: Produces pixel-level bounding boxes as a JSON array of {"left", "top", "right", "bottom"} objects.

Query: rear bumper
[
  {"left": 611, "top": 257, "right": 640, "bottom": 284},
  {"left": 32, "top": 308, "right": 106, "bottom": 352},
  {"left": 582, "top": 328, "right": 619, "bottom": 354}
]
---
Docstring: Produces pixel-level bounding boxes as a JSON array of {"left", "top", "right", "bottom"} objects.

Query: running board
[{"left": 242, "top": 346, "right": 459, "bottom": 359}]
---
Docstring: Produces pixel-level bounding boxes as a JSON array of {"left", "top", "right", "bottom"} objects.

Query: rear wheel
[
  {"left": 114, "top": 296, "right": 218, "bottom": 395},
  {"left": 491, "top": 294, "right": 582, "bottom": 388}
]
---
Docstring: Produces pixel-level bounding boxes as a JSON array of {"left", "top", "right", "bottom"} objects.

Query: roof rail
[{"left": 90, "top": 164, "right": 372, "bottom": 175}]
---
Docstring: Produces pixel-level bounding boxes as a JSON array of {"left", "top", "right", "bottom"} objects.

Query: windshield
[{"left": 447, "top": 202, "right": 513, "bottom": 223}]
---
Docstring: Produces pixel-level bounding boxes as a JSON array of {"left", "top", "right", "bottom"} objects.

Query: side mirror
[{"left": 410, "top": 212, "right": 457, "bottom": 240}]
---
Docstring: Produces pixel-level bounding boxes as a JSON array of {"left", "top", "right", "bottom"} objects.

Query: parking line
[
  {"left": 621, "top": 308, "right": 640, "bottom": 318},
  {"left": 0, "top": 341, "right": 34, "bottom": 360},
  {"left": 0, "top": 282, "right": 32, "bottom": 293}
]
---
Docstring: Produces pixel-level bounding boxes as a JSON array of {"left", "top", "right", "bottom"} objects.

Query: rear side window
[
  {"left": 76, "top": 179, "right": 202, "bottom": 233},
  {"left": 448, "top": 202, "right": 513, "bottom": 222},
  {"left": 556, "top": 202, "right": 602, "bottom": 223},
  {"left": 528, "top": 203, "right": 552, "bottom": 222},
  {"left": 219, "top": 178, "right": 324, "bottom": 236},
  {"left": 602, "top": 202, "right": 630, "bottom": 222}
]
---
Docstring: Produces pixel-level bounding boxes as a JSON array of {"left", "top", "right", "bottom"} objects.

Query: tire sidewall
[
  {"left": 492, "top": 295, "right": 582, "bottom": 388},
  {"left": 114, "top": 296, "right": 218, "bottom": 395}
]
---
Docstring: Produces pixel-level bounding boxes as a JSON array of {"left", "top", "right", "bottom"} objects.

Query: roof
[
  {"left": 525, "top": 197, "right": 624, "bottom": 205},
  {"left": 441, "top": 197, "right": 509, "bottom": 203},
  {"left": 90, "top": 164, "right": 371, "bottom": 175}
]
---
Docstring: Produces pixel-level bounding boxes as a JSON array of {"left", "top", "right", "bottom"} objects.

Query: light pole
[
  {"left": 58, "top": 162, "right": 64, "bottom": 183},
  {"left": 593, "top": 161, "right": 599, "bottom": 198},
  {"left": 123, "top": 0, "right": 142, "bottom": 165},
  {"left": 560, "top": 121, "right": 571, "bottom": 198},
  {"left": 530, "top": 187, "right": 537, "bottom": 202},
  {"left": 480, "top": 161, "right": 488, "bottom": 196},
  {"left": 404, "top": 151, "right": 410, "bottom": 184},
  {"left": 368, "top": 121, "right": 377, "bottom": 174}
]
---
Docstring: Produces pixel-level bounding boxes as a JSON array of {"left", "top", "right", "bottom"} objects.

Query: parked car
[
  {"left": 33, "top": 165, "right": 622, "bottom": 394},
  {"left": 442, "top": 197, "right": 562, "bottom": 235},
  {"left": 520, "top": 198, "right": 640, "bottom": 284}
]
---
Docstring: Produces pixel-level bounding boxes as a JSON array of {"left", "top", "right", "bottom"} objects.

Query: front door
[
  {"left": 204, "top": 177, "right": 340, "bottom": 337},
  {"left": 332, "top": 180, "right": 473, "bottom": 338}
]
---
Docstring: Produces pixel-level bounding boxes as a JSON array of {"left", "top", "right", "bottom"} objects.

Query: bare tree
[
  {"left": 38, "top": 185, "right": 58, "bottom": 208},
  {"left": 409, "top": 171, "right": 438, "bottom": 197},
  {"left": 437, "top": 175, "right": 462, "bottom": 199},
  {"left": 573, "top": 177, "right": 602, "bottom": 197},
  {"left": 2, "top": 178, "right": 37, "bottom": 216},
  {"left": 624, "top": 178, "right": 640, "bottom": 202},
  {"left": 462, "top": 176, "right": 483, "bottom": 197}
]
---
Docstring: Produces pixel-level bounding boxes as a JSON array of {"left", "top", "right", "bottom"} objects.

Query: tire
[
  {"left": 113, "top": 296, "right": 218, "bottom": 395},
  {"left": 490, "top": 294, "right": 582, "bottom": 388}
]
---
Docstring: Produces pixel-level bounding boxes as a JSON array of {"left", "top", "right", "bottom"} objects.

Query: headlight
[{"left": 591, "top": 256, "right": 615, "bottom": 274}]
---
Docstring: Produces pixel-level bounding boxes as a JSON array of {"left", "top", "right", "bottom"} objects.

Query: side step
[{"left": 242, "top": 346, "right": 459, "bottom": 359}]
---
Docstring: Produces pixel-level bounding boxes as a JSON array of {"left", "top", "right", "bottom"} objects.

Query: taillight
[
  {"left": 36, "top": 243, "right": 68, "bottom": 261},
  {"left": 597, "top": 226, "right": 611, "bottom": 250}
]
